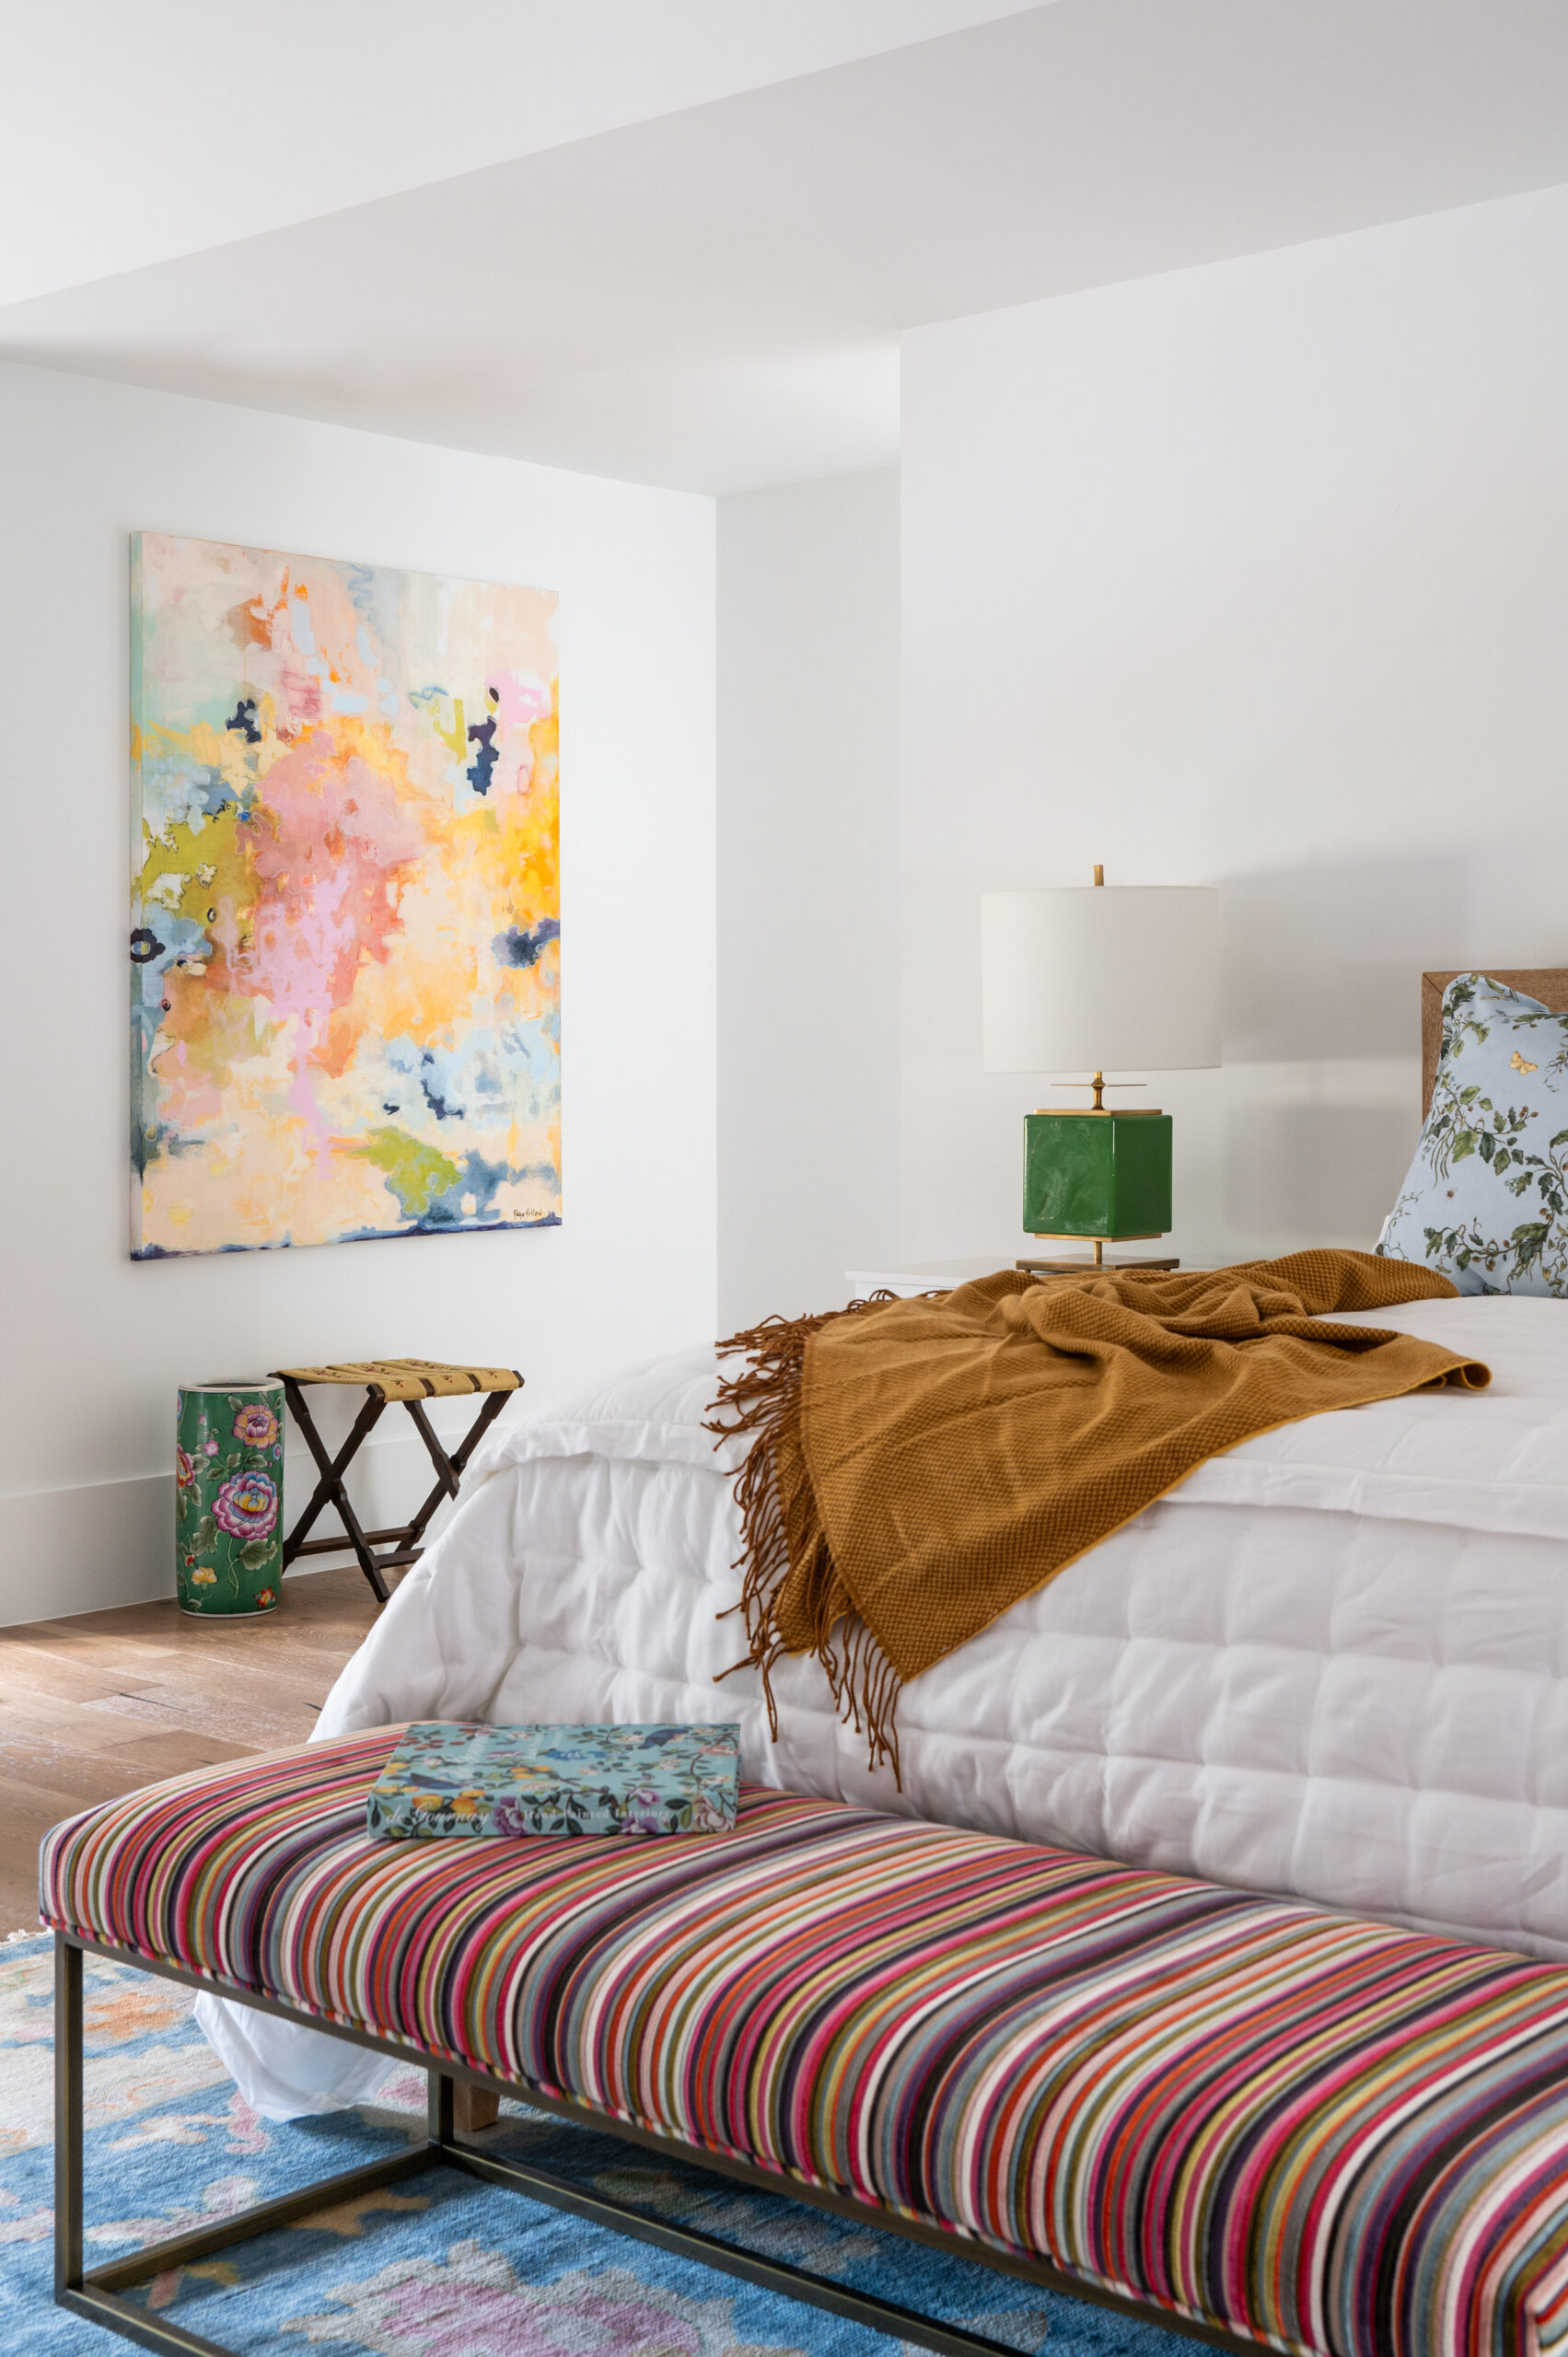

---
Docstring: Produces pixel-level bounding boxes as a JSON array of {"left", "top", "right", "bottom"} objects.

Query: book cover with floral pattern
[{"left": 366, "top": 1723, "right": 740, "bottom": 1840}]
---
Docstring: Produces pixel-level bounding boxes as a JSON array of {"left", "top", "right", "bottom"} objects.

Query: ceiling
[
  {"left": 6, "top": 0, "right": 1568, "bottom": 493},
  {"left": 0, "top": 2, "right": 1033, "bottom": 308}
]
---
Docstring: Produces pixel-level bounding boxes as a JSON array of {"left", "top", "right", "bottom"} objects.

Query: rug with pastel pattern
[{"left": 1, "top": 1935, "right": 1183, "bottom": 2355}]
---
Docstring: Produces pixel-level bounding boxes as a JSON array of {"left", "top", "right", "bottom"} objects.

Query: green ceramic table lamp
[{"left": 981, "top": 867, "right": 1220, "bottom": 1269}]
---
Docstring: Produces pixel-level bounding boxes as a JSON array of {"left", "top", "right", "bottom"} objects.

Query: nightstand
[
  {"left": 844, "top": 1254, "right": 1209, "bottom": 1302},
  {"left": 843, "top": 1257, "right": 1021, "bottom": 1301}
]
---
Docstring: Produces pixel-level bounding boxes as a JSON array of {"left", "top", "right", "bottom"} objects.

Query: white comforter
[{"left": 207, "top": 1295, "right": 1568, "bottom": 2115}]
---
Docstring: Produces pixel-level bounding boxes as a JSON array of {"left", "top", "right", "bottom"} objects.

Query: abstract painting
[{"left": 131, "top": 534, "right": 560, "bottom": 1257}]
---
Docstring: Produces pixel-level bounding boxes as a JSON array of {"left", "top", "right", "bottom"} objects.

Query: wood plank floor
[{"left": 0, "top": 1565, "right": 382, "bottom": 1935}]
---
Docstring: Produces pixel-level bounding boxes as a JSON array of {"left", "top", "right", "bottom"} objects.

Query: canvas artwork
[{"left": 131, "top": 534, "right": 559, "bottom": 1257}]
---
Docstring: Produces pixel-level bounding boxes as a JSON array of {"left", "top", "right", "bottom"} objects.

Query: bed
[{"left": 204, "top": 971, "right": 1568, "bottom": 2115}]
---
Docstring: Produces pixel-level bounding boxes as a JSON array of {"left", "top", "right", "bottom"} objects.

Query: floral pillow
[{"left": 1378, "top": 973, "right": 1568, "bottom": 1294}]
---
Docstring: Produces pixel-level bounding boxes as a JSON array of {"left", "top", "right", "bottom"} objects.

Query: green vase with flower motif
[{"left": 176, "top": 1380, "right": 285, "bottom": 1616}]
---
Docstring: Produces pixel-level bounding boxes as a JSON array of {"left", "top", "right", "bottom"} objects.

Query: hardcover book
[{"left": 366, "top": 1722, "right": 740, "bottom": 1841}]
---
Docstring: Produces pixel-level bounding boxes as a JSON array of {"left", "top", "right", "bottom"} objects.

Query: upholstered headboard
[{"left": 1422, "top": 970, "right": 1568, "bottom": 1116}]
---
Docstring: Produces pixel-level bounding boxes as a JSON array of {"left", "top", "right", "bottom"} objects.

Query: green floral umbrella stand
[{"left": 175, "top": 1381, "right": 285, "bottom": 1616}]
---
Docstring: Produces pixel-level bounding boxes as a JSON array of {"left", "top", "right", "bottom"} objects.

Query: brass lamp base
[{"left": 1019, "top": 1248, "right": 1180, "bottom": 1276}]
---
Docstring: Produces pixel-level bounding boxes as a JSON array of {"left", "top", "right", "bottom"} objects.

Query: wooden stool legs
[
  {"left": 280, "top": 1381, "right": 513, "bottom": 1603},
  {"left": 280, "top": 1382, "right": 390, "bottom": 1598}
]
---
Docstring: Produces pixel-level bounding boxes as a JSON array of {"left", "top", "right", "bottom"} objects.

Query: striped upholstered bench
[{"left": 41, "top": 1730, "right": 1568, "bottom": 2357}]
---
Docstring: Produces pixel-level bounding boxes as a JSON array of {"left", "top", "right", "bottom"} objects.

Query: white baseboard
[{"left": 0, "top": 1434, "right": 459, "bottom": 1627}]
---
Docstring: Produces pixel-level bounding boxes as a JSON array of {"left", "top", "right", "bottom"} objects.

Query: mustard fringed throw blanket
[{"left": 706, "top": 1252, "right": 1487, "bottom": 1776}]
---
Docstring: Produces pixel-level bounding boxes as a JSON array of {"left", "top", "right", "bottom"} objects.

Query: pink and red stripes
[{"left": 41, "top": 1728, "right": 1568, "bottom": 2356}]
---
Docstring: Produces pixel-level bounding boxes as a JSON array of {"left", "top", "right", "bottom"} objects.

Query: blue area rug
[{"left": 1, "top": 1934, "right": 1189, "bottom": 2355}]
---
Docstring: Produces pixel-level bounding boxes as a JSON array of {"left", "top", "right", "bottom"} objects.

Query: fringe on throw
[{"left": 704, "top": 1296, "right": 904, "bottom": 1783}]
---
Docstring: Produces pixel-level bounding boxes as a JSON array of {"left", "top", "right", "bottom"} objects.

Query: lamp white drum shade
[{"left": 981, "top": 887, "right": 1221, "bottom": 1074}]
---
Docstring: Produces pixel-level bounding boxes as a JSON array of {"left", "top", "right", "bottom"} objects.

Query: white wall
[
  {"left": 0, "top": 360, "right": 716, "bottom": 1623},
  {"left": 716, "top": 470, "right": 901, "bottom": 1326},
  {"left": 901, "top": 180, "right": 1568, "bottom": 1269}
]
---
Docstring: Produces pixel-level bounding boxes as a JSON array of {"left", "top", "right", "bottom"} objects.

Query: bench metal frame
[{"left": 54, "top": 1929, "right": 1258, "bottom": 2357}]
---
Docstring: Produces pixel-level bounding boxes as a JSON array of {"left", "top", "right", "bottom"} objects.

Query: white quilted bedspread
[{"left": 317, "top": 1295, "right": 1568, "bottom": 1959}]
